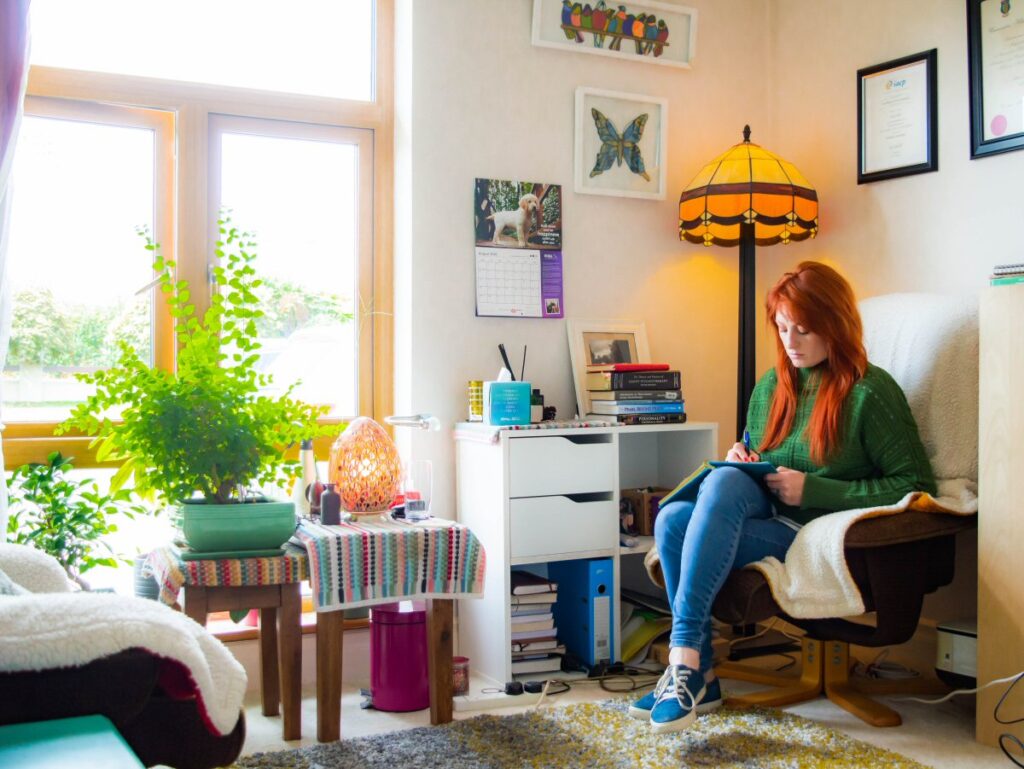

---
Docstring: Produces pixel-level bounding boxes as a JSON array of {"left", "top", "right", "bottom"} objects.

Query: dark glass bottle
[{"left": 320, "top": 482, "right": 342, "bottom": 525}]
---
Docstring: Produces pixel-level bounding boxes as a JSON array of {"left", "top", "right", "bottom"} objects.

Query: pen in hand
[{"left": 743, "top": 430, "right": 753, "bottom": 462}]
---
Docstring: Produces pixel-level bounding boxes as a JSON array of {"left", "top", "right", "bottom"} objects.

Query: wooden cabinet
[
  {"left": 977, "top": 284, "right": 1024, "bottom": 747},
  {"left": 454, "top": 422, "right": 717, "bottom": 685}
]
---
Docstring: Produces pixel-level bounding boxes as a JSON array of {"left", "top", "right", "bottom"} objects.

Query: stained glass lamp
[
  {"left": 329, "top": 417, "right": 403, "bottom": 515},
  {"left": 679, "top": 125, "right": 818, "bottom": 438}
]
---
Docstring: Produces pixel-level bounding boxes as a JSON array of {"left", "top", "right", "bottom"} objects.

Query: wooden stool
[{"left": 183, "top": 582, "right": 301, "bottom": 740}]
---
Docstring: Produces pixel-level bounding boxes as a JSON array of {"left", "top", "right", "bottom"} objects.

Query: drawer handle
[
  {"left": 561, "top": 434, "right": 613, "bottom": 446},
  {"left": 562, "top": 492, "right": 613, "bottom": 503}
]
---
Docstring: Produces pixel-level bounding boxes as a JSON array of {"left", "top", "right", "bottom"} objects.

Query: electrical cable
[
  {"left": 894, "top": 670, "right": 1024, "bottom": 705},
  {"left": 993, "top": 673, "right": 1024, "bottom": 768}
]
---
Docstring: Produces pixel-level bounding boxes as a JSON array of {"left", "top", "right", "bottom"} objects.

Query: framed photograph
[
  {"left": 575, "top": 87, "right": 667, "bottom": 200},
  {"left": 566, "top": 319, "right": 650, "bottom": 418},
  {"left": 968, "top": 0, "right": 1024, "bottom": 159},
  {"left": 857, "top": 49, "right": 938, "bottom": 184},
  {"left": 532, "top": 0, "right": 697, "bottom": 69}
]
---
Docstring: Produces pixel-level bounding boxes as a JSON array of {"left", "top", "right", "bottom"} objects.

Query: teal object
[
  {"left": 180, "top": 500, "right": 297, "bottom": 553},
  {"left": 0, "top": 715, "right": 143, "bottom": 768},
  {"left": 484, "top": 381, "right": 531, "bottom": 425}
]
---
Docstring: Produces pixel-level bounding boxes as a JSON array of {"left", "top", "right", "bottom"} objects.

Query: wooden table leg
[
  {"left": 259, "top": 605, "right": 280, "bottom": 717},
  {"left": 316, "top": 610, "right": 343, "bottom": 743},
  {"left": 426, "top": 599, "right": 454, "bottom": 725},
  {"left": 278, "top": 583, "right": 302, "bottom": 740},
  {"left": 181, "top": 585, "right": 209, "bottom": 627}
]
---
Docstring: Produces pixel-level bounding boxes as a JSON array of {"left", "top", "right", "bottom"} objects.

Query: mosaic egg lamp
[{"left": 329, "top": 417, "right": 403, "bottom": 515}]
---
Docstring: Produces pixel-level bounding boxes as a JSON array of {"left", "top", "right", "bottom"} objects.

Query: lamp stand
[{"left": 737, "top": 222, "right": 756, "bottom": 441}]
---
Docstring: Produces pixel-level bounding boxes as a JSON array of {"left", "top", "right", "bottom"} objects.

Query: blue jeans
[{"left": 654, "top": 466, "right": 797, "bottom": 671}]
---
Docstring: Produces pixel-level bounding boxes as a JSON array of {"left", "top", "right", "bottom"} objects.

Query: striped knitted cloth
[
  {"left": 294, "top": 516, "right": 486, "bottom": 611},
  {"left": 146, "top": 542, "right": 310, "bottom": 606}
]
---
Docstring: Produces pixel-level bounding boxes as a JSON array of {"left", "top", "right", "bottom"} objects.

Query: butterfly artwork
[{"left": 589, "top": 108, "right": 651, "bottom": 181}]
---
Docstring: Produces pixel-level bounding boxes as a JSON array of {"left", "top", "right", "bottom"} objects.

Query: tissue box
[{"left": 483, "top": 381, "right": 531, "bottom": 425}]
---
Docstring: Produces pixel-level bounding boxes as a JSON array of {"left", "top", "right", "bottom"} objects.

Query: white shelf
[{"left": 619, "top": 535, "right": 655, "bottom": 556}]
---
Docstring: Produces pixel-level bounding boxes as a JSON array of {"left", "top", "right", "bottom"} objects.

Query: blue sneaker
[
  {"left": 628, "top": 672, "right": 721, "bottom": 720},
  {"left": 649, "top": 665, "right": 706, "bottom": 734}
]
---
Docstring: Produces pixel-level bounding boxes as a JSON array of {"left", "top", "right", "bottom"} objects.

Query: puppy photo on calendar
[{"left": 474, "top": 177, "right": 562, "bottom": 251}]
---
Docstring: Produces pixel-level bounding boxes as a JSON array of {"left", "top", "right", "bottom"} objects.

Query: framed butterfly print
[{"left": 574, "top": 87, "right": 667, "bottom": 200}]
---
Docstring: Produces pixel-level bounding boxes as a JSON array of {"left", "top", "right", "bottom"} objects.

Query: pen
[
  {"left": 743, "top": 430, "right": 752, "bottom": 455},
  {"left": 520, "top": 345, "right": 527, "bottom": 382},
  {"left": 498, "top": 343, "right": 515, "bottom": 380}
]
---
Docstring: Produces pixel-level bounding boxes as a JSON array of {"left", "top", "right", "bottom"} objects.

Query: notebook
[{"left": 659, "top": 461, "right": 778, "bottom": 507}]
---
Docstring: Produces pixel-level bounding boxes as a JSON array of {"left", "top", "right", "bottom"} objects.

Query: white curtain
[{"left": 0, "top": 1, "right": 33, "bottom": 539}]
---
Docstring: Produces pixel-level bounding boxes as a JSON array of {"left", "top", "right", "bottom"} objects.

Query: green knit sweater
[{"left": 746, "top": 363, "right": 936, "bottom": 526}]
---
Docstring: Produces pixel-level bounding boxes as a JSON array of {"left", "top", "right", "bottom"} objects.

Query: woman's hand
[
  {"left": 725, "top": 442, "right": 760, "bottom": 463},
  {"left": 764, "top": 466, "right": 805, "bottom": 506}
]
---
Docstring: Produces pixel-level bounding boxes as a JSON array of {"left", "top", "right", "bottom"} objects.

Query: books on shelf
[
  {"left": 511, "top": 611, "right": 553, "bottom": 624},
  {"left": 589, "top": 401, "right": 684, "bottom": 416},
  {"left": 586, "top": 370, "right": 681, "bottom": 391},
  {"left": 510, "top": 592, "right": 557, "bottom": 608},
  {"left": 586, "top": 412, "right": 687, "bottom": 426},
  {"left": 589, "top": 389, "right": 682, "bottom": 401},
  {"left": 510, "top": 655, "right": 564, "bottom": 675},
  {"left": 512, "top": 626, "right": 559, "bottom": 642},
  {"left": 585, "top": 362, "right": 670, "bottom": 373},
  {"left": 510, "top": 616, "right": 555, "bottom": 633},
  {"left": 511, "top": 603, "right": 554, "bottom": 617},
  {"left": 510, "top": 570, "right": 558, "bottom": 596},
  {"left": 511, "top": 638, "right": 562, "bottom": 654}
]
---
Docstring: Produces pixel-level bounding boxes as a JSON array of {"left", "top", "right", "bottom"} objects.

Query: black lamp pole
[{"left": 737, "top": 222, "right": 756, "bottom": 442}]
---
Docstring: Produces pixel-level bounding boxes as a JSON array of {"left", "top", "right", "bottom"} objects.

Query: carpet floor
[{"left": 232, "top": 698, "right": 931, "bottom": 768}]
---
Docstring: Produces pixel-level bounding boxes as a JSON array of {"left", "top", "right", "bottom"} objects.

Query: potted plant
[
  {"left": 5, "top": 451, "right": 147, "bottom": 589},
  {"left": 58, "top": 215, "right": 333, "bottom": 553}
]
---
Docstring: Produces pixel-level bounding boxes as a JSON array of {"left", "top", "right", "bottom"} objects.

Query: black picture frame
[
  {"left": 968, "top": 0, "right": 1024, "bottom": 159},
  {"left": 857, "top": 49, "right": 938, "bottom": 184}
]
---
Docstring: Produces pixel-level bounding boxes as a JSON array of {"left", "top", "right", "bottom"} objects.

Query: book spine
[
  {"left": 990, "top": 275, "right": 1024, "bottom": 285},
  {"left": 602, "top": 413, "right": 687, "bottom": 425},
  {"left": 589, "top": 371, "right": 681, "bottom": 390},
  {"left": 590, "top": 389, "right": 682, "bottom": 401},
  {"left": 592, "top": 402, "right": 684, "bottom": 415}
]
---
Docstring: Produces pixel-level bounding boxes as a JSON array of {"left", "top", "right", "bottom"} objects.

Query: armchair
[{"left": 0, "top": 544, "right": 247, "bottom": 768}]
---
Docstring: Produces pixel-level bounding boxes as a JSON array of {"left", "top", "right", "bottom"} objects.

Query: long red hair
[{"left": 760, "top": 262, "right": 867, "bottom": 465}]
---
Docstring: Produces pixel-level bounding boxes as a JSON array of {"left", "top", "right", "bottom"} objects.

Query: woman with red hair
[{"left": 632, "top": 261, "right": 936, "bottom": 734}]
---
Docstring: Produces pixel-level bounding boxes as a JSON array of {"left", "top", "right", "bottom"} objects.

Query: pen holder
[{"left": 483, "top": 381, "right": 531, "bottom": 426}]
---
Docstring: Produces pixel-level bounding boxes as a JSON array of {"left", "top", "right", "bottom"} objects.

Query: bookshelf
[{"left": 454, "top": 421, "right": 717, "bottom": 685}]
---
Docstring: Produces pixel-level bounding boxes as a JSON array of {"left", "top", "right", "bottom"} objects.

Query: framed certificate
[
  {"left": 968, "top": 0, "right": 1024, "bottom": 159},
  {"left": 857, "top": 49, "right": 938, "bottom": 184}
]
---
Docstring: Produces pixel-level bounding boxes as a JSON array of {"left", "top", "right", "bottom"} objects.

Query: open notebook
[{"left": 659, "top": 461, "right": 778, "bottom": 507}]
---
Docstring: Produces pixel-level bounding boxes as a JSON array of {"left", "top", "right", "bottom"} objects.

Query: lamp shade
[
  {"left": 329, "top": 417, "right": 403, "bottom": 513},
  {"left": 679, "top": 126, "right": 818, "bottom": 248}
]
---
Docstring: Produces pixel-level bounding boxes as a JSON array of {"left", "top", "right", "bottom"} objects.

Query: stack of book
[
  {"left": 990, "top": 263, "right": 1024, "bottom": 286},
  {"left": 584, "top": 363, "right": 685, "bottom": 425},
  {"left": 510, "top": 570, "right": 565, "bottom": 676}
]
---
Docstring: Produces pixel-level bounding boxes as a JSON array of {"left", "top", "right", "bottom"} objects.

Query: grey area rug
[{"left": 232, "top": 698, "right": 930, "bottom": 768}]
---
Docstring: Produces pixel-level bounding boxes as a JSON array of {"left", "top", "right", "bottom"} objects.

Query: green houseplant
[
  {"left": 6, "top": 451, "right": 146, "bottom": 589},
  {"left": 58, "top": 215, "right": 333, "bottom": 552}
]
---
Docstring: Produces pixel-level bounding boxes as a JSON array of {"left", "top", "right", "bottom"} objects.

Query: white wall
[{"left": 395, "top": 0, "right": 774, "bottom": 519}]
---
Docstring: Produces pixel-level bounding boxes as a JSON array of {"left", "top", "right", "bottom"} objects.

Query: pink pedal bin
[{"left": 369, "top": 601, "right": 429, "bottom": 712}]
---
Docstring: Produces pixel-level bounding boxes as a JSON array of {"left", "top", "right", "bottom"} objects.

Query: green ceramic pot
[{"left": 179, "top": 499, "right": 297, "bottom": 553}]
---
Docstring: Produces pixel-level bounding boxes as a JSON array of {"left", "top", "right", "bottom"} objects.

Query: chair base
[{"left": 715, "top": 638, "right": 949, "bottom": 727}]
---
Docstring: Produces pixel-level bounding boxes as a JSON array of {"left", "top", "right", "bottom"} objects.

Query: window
[
  {"left": 4, "top": 1, "right": 392, "bottom": 470},
  {"left": 3, "top": 2, "right": 394, "bottom": 586}
]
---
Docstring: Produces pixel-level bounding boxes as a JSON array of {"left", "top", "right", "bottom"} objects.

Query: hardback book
[
  {"left": 660, "top": 460, "right": 778, "bottom": 507},
  {"left": 511, "top": 635, "right": 558, "bottom": 652},
  {"left": 585, "top": 362, "right": 670, "bottom": 373},
  {"left": 589, "top": 401, "right": 684, "bottom": 416},
  {"left": 510, "top": 655, "right": 564, "bottom": 675},
  {"left": 511, "top": 603, "right": 555, "bottom": 617},
  {"left": 511, "top": 611, "right": 554, "bottom": 624},
  {"left": 586, "top": 370, "right": 681, "bottom": 391},
  {"left": 510, "top": 570, "right": 557, "bottom": 596},
  {"left": 587, "top": 412, "right": 686, "bottom": 425},
  {"left": 508, "top": 616, "right": 555, "bottom": 633},
  {"left": 589, "top": 389, "right": 682, "bottom": 402},
  {"left": 510, "top": 593, "right": 557, "bottom": 608},
  {"left": 511, "top": 626, "right": 560, "bottom": 642}
]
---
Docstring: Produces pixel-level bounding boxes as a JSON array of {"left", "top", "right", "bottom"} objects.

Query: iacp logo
[{"left": 885, "top": 78, "right": 908, "bottom": 90}]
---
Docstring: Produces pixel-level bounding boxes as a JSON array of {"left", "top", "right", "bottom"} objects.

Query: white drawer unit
[{"left": 455, "top": 421, "right": 718, "bottom": 686}]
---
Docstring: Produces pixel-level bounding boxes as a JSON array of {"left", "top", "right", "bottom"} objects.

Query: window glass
[
  {"left": 30, "top": 0, "right": 374, "bottom": 101},
  {"left": 219, "top": 131, "right": 360, "bottom": 418},
  {"left": 2, "top": 115, "right": 154, "bottom": 423}
]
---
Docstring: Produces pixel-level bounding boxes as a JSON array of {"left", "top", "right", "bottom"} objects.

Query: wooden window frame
[{"left": 3, "top": 0, "right": 393, "bottom": 470}]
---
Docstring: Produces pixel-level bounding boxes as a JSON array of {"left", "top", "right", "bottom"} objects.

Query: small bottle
[
  {"left": 320, "top": 483, "right": 342, "bottom": 525},
  {"left": 530, "top": 389, "right": 544, "bottom": 423}
]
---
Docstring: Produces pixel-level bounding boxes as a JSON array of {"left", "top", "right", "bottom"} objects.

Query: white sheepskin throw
[
  {"left": 0, "top": 543, "right": 73, "bottom": 593},
  {"left": 0, "top": 591, "right": 247, "bottom": 736}
]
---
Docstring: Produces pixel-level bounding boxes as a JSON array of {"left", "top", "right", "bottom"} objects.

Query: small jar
[
  {"left": 452, "top": 656, "right": 470, "bottom": 696},
  {"left": 530, "top": 389, "right": 544, "bottom": 423}
]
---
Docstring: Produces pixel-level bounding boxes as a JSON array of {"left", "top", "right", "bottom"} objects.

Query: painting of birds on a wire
[{"left": 533, "top": 0, "right": 695, "bottom": 69}]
